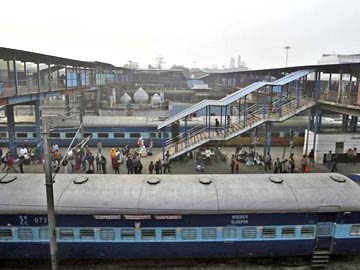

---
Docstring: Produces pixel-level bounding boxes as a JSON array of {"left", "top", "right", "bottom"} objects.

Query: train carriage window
[
  {"left": 65, "top": 133, "right": 76, "bottom": 138},
  {"left": 84, "top": 133, "right": 93, "bottom": 138},
  {"left": 16, "top": 133, "right": 28, "bottom": 138},
  {"left": 130, "top": 133, "right": 141, "bottom": 138},
  {"left": 98, "top": 133, "right": 109, "bottom": 138},
  {"left": 39, "top": 228, "right": 49, "bottom": 240},
  {"left": 202, "top": 228, "right": 217, "bottom": 240},
  {"left": 301, "top": 226, "right": 315, "bottom": 238},
  {"left": 121, "top": 229, "right": 136, "bottom": 240},
  {"left": 32, "top": 133, "right": 37, "bottom": 138},
  {"left": 350, "top": 225, "right": 360, "bottom": 236},
  {"left": 141, "top": 229, "right": 156, "bottom": 240},
  {"left": 182, "top": 229, "right": 196, "bottom": 240},
  {"left": 59, "top": 229, "right": 74, "bottom": 240},
  {"left": 0, "top": 132, "right": 7, "bottom": 139},
  {"left": 262, "top": 227, "right": 276, "bottom": 238},
  {"left": 18, "top": 228, "right": 33, "bottom": 240},
  {"left": 100, "top": 229, "right": 115, "bottom": 240},
  {"left": 50, "top": 132, "right": 60, "bottom": 138},
  {"left": 161, "top": 229, "right": 176, "bottom": 240},
  {"left": 281, "top": 227, "right": 295, "bottom": 238},
  {"left": 241, "top": 227, "right": 257, "bottom": 239},
  {"left": 150, "top": 132, "right": 157, "bottom": 138},
  {"left": 0, "top": 229, "right": 12, "bottom": 240},
  {"left": 223, "top": 228, "right": 237, "bottom": 239},
  {"left": 114, "top": 133, "right": 125, "bottom": 138},
  {"left": 80, "top": 229, "right": 95, "bottom": 240}
]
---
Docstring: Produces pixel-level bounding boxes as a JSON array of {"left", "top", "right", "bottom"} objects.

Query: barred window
[
  {"left": 80, "top": 229, "right": 95, "bottom": 240},
  {"left": 350, "top": 225, "right": 360, "bottom": 236},
  {"left": 100, "top": 229, "right": 115, "bottom": 240},
  {"left": 18, "top": 228, "right": 33, "bottom": 240},
  {"left": 0, "top": 229, "right": 12, "bottom": 240},
  {"left": 301, "top": 226, "right": 315, "bottom": 238},
  {"left": 223, "top": 228, "right": 237, "bottom": 239},
  {"left": 281, "top": 227, "right": 295, "bottom": 238},
  {"left": 141, "top": 229, "right": 156, "bottom": 240},
  {"left": 121, "top": 229, "right": 136, "bottom": 240},
  {"left": 182, "top": 229, "right": 196, "bottom": 240},
  {"left": 202, "top": 228, "right": 217, "bottom": 240},
  {"left": 59, "top": 229, "right": 74, "bottom": 240},
  {"left": 161, "top": 229, "right": 176, "bottom": 240},
  {"left": 262, "top": 227, "right": 276, "bottom": 238},
  {"left": 241, "top": 227, "right": 257, "bottom": 239}
]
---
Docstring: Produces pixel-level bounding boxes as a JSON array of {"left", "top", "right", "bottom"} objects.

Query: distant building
[{"left": 318, "top": 54, "right": 360, "bottom": 65}]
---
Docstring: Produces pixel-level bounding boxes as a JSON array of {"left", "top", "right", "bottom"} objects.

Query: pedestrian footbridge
[{"left": 157, "top": 70, "right": 317, "bottom": 160}]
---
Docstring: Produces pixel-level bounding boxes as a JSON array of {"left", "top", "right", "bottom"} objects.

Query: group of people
[
  {"left": 1, "top": 146, "right": 31, "bottom": 173},
  {"left": 148, "top": 150, "right": 171, "bottom": 174}
]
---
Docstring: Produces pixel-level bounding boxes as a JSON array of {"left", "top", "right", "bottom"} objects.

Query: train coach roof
[{"left": 0, "top": 173, "right": 359, "bottom": 215}]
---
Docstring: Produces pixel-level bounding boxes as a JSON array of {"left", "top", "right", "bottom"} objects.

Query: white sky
[{"left": 1, "top": 0, "right": 360, "bottom": 69}]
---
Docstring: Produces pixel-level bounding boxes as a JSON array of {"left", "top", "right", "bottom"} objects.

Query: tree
[
  {"left": 124, "top": 60, "right": 139, "bottom": 69},
  {"left": 155, "top": 55, "right": 165, "bottom": 69}
]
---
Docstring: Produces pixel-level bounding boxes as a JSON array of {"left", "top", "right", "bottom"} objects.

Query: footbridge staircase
[{"left": 158, "top": 70, "right": 317, "bottom": 160}]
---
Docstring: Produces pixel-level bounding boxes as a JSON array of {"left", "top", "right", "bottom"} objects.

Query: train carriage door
[{"left": 315, "top": 213, "right": 336, "bottom": 251}]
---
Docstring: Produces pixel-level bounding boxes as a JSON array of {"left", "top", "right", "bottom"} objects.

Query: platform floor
[{"left": 7, "top": 146, "right": 360, "bottom": 176}]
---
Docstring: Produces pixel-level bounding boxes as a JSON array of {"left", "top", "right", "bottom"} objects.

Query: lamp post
[{"left": 284, "top": 46, "right": 291, "bottom": 67}]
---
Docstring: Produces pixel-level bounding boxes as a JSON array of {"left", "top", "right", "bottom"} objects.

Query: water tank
[
  {"left": 151, "top": 93, "right": 161, "bottom": 105},
  {"left": 133, "top": 87, "right": 149, "bottom": 104},
  {"left": 120, "top": 92, "right": 132, "bottom": 104}
]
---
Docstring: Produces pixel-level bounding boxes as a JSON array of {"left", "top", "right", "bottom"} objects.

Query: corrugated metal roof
[{"left": 158, "top": 69, "right": 314, "bottom": 129}]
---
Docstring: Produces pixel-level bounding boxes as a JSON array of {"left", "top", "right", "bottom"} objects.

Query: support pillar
[
  {"left": 279, "top": 86, "right": 283, "bottom": 117},
  {"left": 342, "top": 114, "right": 349, "bottom": 132},
  {"left": 208, "top": 106, "right": 211, "bottom": 138},
  {"left": 6, "top": 105, "right": 16, "bottom": 156},
  {"left": 263, "top": 86, "right": 267, "bottom": 119},
  {"left": 185, "top": 116, "right": 188, "bottom": 148},
  {"left": 95, "top": 89, "right": 100, "bottom": 116},
  {"left": 350, "top": 116, "right": 358, "bottom": 133},
  {"left": 337, "top": 68, "right": 343, "bottom": 103},
  {"left": 65, "top": 95, "right": 70, "bottom": 116},
  {"left": 34, "top": 100, "right": 42, "bottom": 140},
  {"left": 296, "top": 79, "right": 300, "bottom": 108},
  {"left": 13, "top": 58, "right": 18, "bottom": 96},
  {"left": 79, "top": 93, "right": 85, "bottom": 139},
  {"left": 263, "top": 122, "right": 272, "bottom": 157},
  {"left": 224, "top": 105, "right": 228, "bottom": 138},
  {"left": 312, "top": 108, "right": 321, "bottom": 155},
  {"left": 37, "top": 61, "right": 41, "bottom": 93},
  {"left": 243, "top": 95, "right": 247, "bottom": 127},
  {"left": 305, "top": 109, "right": 313, "bottom": 155},
  {"left": 48, "top": 61, "right": 52, "bottom": 91}
]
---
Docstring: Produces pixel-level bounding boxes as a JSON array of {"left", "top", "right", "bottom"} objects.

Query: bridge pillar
[
  {"left": 263, "top": 122, "right": 272, "bottom": 157},
  {"left": 224, "top": 105, "right": 228, "bottom": 138},
  {"left": 185, "top": 116, "right": 188, "bottom": 148},
  {"left": 263, "top": 86, "right": 267, "bottom": 119},
  {"left": 305, "top": 109, "right": 314, "bottom": 155},
  {"left": 279, "top": 86, "right": 283, "bottom": 117},
  {"left": 34, "top": 100, "right": 42, "bottom": 141},
  {"left": 296, "top": 79, "right": 300, "bottom": 108},
  {"left": 208, "top": 105, "right": 211, "bottom": 138},
  {"left": 342, "top": 114, "right": 349, "bottom": 131},
  {"left": 79, "top": 92, "right": 85, "bottom": 139},
  {"left": 13, "top": 57, "right": 19, "bottom": 96},
  {"left": 337, "top": 68, "right": 343, "bottom": 103},
  {"left": 312, "top": 108, "right": 322, "bottom": 156},
  {"left": 350, "top": 116, "right": 358, "bottom": 133},
  {"left": 6, "top": 105, "right": 16, "bottom": 156},
  {"left": 95, "top": 89, "right": 100, "bottom": 116},
  {"left": 65, "top": 95, "right": 70, "bottom": 116},
  {"left": 243, "top": 95, "right": 247, "bottom": 127}
]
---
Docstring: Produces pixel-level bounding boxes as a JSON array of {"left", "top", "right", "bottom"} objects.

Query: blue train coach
[{"left": 0, "top": 173, "right": 360, "bottom": 261}]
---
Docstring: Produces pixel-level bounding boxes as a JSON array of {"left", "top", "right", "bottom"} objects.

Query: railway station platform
[{"left": 10, "top": 146, "right": 360, "bottom": 176}]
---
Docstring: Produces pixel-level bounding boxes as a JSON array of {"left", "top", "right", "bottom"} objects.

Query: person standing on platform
[
  {"left": 97, "top": 141, "right": 102, "bottom": 154},
  {"left": 301, "top": 154, "right": 309, "bottom": 173},
  {"left": 100, "top": 155, "right": 107, "bottom": 174},
  {"left": 230, "top": 154, "right": 235, "bottom": 174},
  {"left": 326, "top": 151, "right": 332, "bottom": 169},
  {"left": 19, "top": 146, "right": 28, "bottom": 173},
  {"left": 288, "top": 153, "right": 295, "bottom": 173},
  {"left": 308, "top": 149, "right": 315, "bottom": 167},
  {"left": 112, "top": 157, "right": 120, "bottom": 174},
  {"left": 264, "top": 152, "right": 272, "bottom": 171},
  {"left": 331, "top": 154, "right": 338, "bottom": 172},
  {"left": 148, "top": 161, "right": 154, "bottom": 174},
  {"left": 126, "top": 156, "right": 134, "bottom": 174}
]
